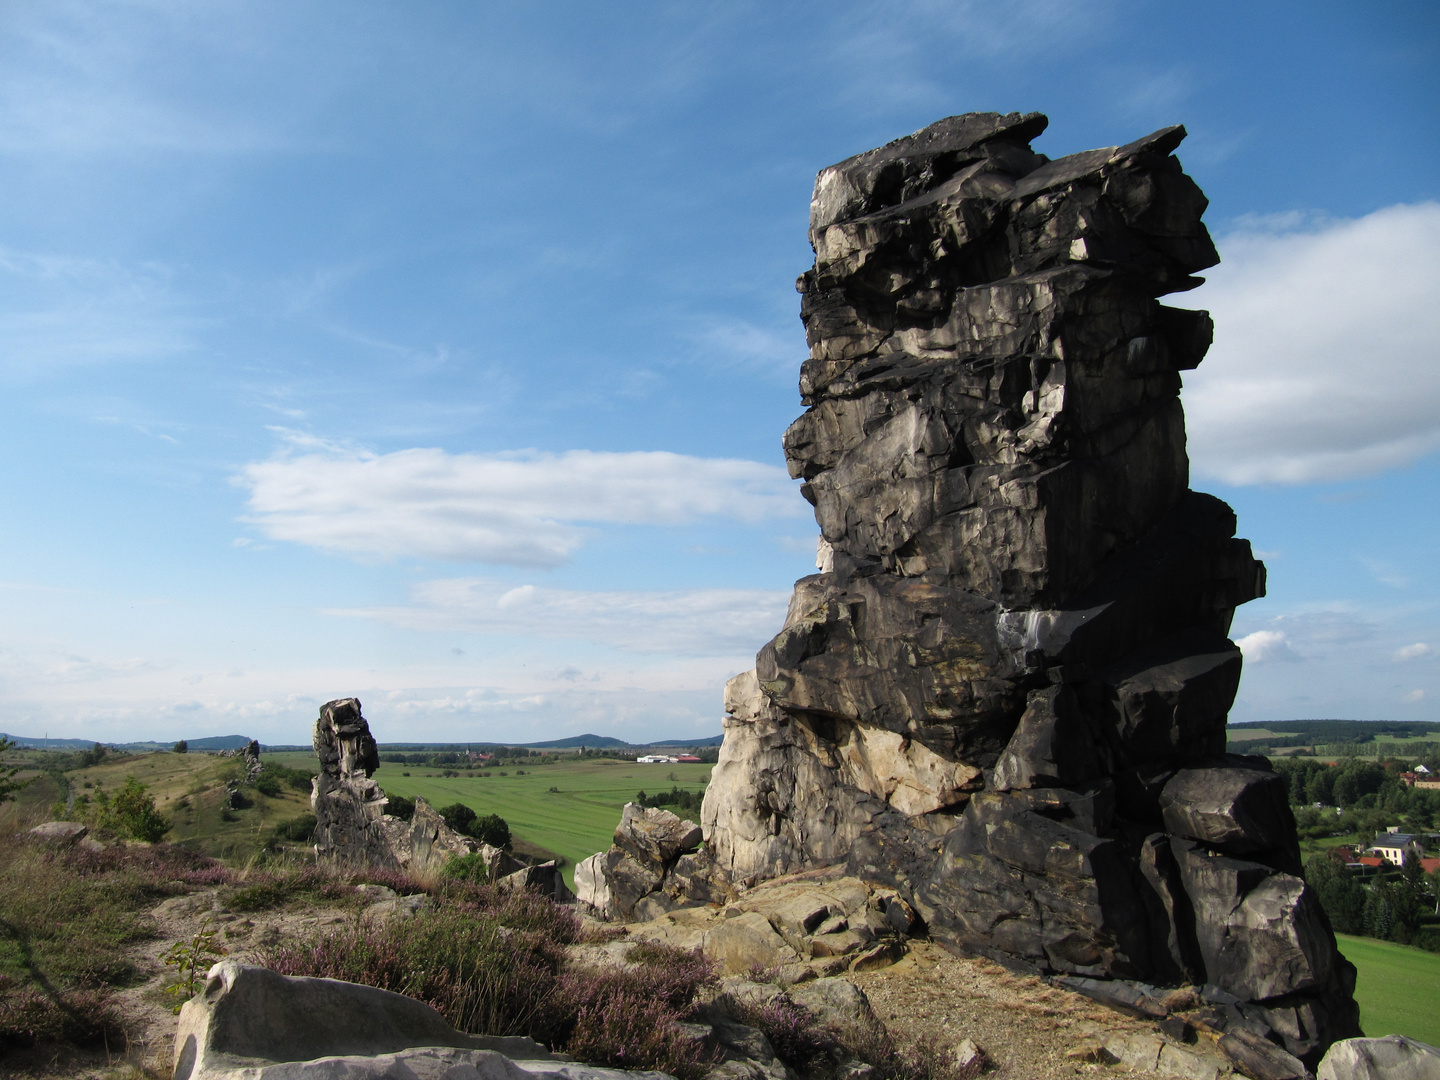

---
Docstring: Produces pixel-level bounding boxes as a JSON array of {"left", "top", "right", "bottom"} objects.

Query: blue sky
[{"left": 1, "top": 1, "right": 1437, "bottom": 745}]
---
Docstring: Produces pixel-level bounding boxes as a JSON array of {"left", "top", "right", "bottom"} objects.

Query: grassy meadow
[
  {"left": 266, "top": 751, "right": 710, "bottom": 885},
  {"left": 1337, "top": 934, "right": 1440, "bottom": 1046}
]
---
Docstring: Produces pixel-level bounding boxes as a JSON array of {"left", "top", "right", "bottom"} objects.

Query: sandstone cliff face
[{"left": 591, "top": 113, "right": 1358, "bottom": 1066}]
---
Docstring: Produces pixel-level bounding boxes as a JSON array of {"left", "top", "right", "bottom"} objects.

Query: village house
[{"left": 1369, "top": 829, "right": 1426, "bottom": 866}]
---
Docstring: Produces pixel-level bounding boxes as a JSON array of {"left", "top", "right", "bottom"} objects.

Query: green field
[
  {"left": 266, "top": 752, "right": 710, "bottom": 886},
  {"left": 1336, "top": 934, "right": 1440, "bottom": 1046}
]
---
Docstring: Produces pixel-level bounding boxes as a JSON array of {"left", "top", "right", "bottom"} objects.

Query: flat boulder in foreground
[{"left": 174, "top": 961, "right": 675, "bottom": 1080}]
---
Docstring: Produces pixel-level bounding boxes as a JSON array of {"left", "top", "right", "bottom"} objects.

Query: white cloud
[
  {"left": 238, "top": 436, "right": 804, "bottom": 567},
  {"left": 1403, "top": 689, "right": 1425, "bottom": 704},
  {"left": 1236, "top": 629, "right": 1301, "bottom": 665},
  {"left": 1181, "top": 202, "right": 1440, "bottom": 484},
  {"left": 330, "top": 579, "right": 789, "bottom": 656},
  {"left": 1394, "top": 643, "right": 1433, "bottom": 663}
]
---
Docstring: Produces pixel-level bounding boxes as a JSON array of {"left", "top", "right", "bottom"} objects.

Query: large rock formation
[{"left": 587, "top": 112, "right": 1361, "bottom": 1067}]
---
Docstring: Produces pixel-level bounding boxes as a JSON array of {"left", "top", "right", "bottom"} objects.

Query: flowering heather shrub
[
  {"left": 259, "top": 905, "right": 716, "bottom": 1078},
  {"left": 63, "top": 841, "right": 234, "bottom": 888},
  {"left": 433, "top": 879, "right": 584, "bottom": 942},
  {"left": 0, "top": 976, "right": 126, "bottom": 1048},
  {"left": 730, "top": 997, "right": 839, "bottom": 1075},
  {"left": 257, "top": 904, "right": 566, "bottom": 1036},
  {"left": 559, "top": 980, "right": 715, "bottom": 1080},
  {"left": 545, "top": 946, "right": 719, "bottom": 1080}
]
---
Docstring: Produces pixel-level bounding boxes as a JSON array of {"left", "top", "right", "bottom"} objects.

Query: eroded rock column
[{"left": 689, "top": 113, "right": 1358, "bottom": 1066}]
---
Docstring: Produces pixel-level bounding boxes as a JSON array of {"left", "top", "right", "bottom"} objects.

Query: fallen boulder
[{"left": 1317, "top": 1034, "right": 1440, "bottom": 1080}]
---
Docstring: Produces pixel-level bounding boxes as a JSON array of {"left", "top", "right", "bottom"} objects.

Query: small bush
[
  {"left": 83, "top": 776, "right": 170, "bottom": 842},
  {"left": 271, "top": 813, "right": 317, "bottom": 843},
  {"left": 227, "top": 879, "right": 295, "bottom": 912},
  {"left": 437, "top": 803, "right": 509, "bottom": 848},
  {"left": 442, "top": 853, "right": 495, "bottom": 883},
  {"left": 387, "top": 795, "right": 416, "bottom": 821}
]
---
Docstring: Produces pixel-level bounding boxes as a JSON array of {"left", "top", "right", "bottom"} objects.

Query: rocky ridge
[{"left": 581, "top": 112, "right": 1361, "bottom": 1071}]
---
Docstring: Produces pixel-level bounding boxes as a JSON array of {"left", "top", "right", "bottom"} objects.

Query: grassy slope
[
  {"left": 11, "top": 749, "right": 315, "bottom": 861},
  {"left": 1336, "top": 934, "right": 1440, "bottom": 1047},
  {"left": 268, "top": 752, "right": 710, "bottom": 886}
]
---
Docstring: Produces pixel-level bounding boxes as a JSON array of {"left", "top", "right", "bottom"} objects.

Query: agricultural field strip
[{"left": 1336, "top": 934, "right": 1440, "bottom": 1047}]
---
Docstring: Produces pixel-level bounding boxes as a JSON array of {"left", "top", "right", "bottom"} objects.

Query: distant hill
[
  {"left": 518, "top": 733, "right": 723, "bottom": 749},
  {"left": 185, "top": 735, "right": 254, "bottom": 751},
  {"left": 1, "top": 733, "right": 98, "bottom": 750},
  {"left": 520, "top": 734, "right": 632, "bottom": 749},
  {"left": 1229, "top": 719, "right": 1440, "bottom": 741},
  {"left": 0, "top": 732, "right": 253, "bottom": 752}
]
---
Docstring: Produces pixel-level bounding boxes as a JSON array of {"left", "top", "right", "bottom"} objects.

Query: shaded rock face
[{"left": 645, "top": 112, "right": 1356, "bottom": 1064}]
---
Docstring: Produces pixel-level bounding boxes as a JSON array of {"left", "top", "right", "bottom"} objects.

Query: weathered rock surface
[
  {"left": 580, "top": 111, "right": 1359, "bottom": 1066},
  {"left": 26, "top": 820, "right": 89, "bottom": 845},
  {"left": 310, "top": 698, "right": 483, "bottom": 876},
  {"left": 173, "top": 961, "right": 675, "bottom": 1080},
  {"left": 575, "top": 803, "right": 702, "bottom": 920},
  {"left": 1316, "top": 1035, "right": 1440, "bottom": 1080}
]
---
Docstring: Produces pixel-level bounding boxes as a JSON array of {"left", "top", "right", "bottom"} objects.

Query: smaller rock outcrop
[
  {"left": 174, "top": 961, "right": 673, "bottom": 1080},
  {"left": 309, "top": 698, "right": 556, "bottom": 888},
  {"left": 310, "top": 699, "right": 481, "bottom": 875},
  {"left": 623, "top": 867, "right": 918, "bottom": 980},
  {"left": 575, "top": 803, "right": 706, "bottom": 920}
]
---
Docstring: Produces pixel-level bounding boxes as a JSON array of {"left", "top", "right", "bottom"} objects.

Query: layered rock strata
[{"left": 588, "top": 113, "right": 1361, "bottom": 1067}]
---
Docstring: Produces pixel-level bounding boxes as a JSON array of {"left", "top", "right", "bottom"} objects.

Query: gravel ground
[{"left": 845, "top": 941, "right": 1159, "bottom": 1080}]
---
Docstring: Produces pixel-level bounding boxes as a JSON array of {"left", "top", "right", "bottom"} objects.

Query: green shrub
[
  {"left": 271, "top": 813, "right": 316, "bottom": 843},
  {"left": 438, "top": 803, "right": 509, "bottom": 848},
  {"left": 387, "top": 795, "right": 415, "bottom": 821},
  {"left": 253, "top": 773, "right": 283, "bottom": 797},
  {"left": 84, "top": 776, "right": 169, "bottom": 842}
]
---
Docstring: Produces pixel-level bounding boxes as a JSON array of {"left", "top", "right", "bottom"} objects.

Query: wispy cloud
[
  {"left": 1394, "top": 643, "right": 1433, "bottom": 663},
  {"left": 1181, "top": 202, "right": 1440, "bottom": 485},
  {"left": 238, "top": 434, "right": 804, "bottom": 567},
  {"left": 331, "top": 578, "right": 789, "bottom": 656},
  {"left": 0, "top": 248, "right": 195, "bottom": 380}
]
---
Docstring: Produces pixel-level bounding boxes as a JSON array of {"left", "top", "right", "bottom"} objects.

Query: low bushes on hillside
[
  {"left": 437, "top": 802, "right": 511, "bottom": 848},
  {"left": 635, "top": 786, "right": 704, "bottom": 816}
]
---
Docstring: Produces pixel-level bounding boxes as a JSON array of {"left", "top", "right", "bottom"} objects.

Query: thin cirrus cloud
[
  {"left": 1393, "top": 643, "right": 1433, "bottom": 663},
  {"left": 238, "top": 434, "right": 805, "bottom": 567},
  {"left": 1180, "top": 202, "right": 1440, "bottom": 486},
  {"left": 329, "top": 578, "right": 790, "bottom": 656}
]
